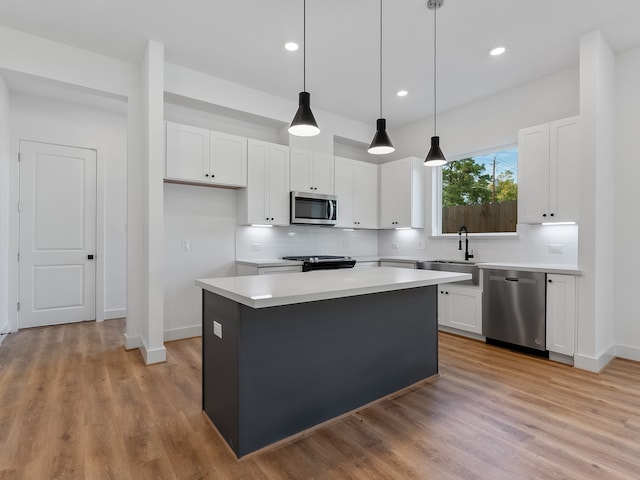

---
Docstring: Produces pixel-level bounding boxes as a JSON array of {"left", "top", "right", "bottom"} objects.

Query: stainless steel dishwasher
[{"left": 482, "top": 269, "right": 546, "bottom": 351}]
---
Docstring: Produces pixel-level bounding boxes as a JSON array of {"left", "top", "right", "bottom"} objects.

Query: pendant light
[
  {"left": 424, "top": 0, "right": 447, "bottom": 167},
  {"left": 289, "top": 0, "right": 320, "bottom": 137},
  {"left": 368, "top": 0, "right": 395, "bottom": 155}
]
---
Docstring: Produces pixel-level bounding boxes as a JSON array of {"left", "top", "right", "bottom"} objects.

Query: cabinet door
[
  {"left": 166, "top": 122, "right": 210, "bottom": 182},
  {"left": 437, "top": 285, "right": 482, "bottom": 334},
  {"left": 353, "top": 161, "right": 378, "bottom": 228},
  {"left": 518, "top": 123, "right": 550, "bottom": 223},
  {"left": 210, "top": 131, "right": 247, "bottom": 187},
  {"left": 290, "top": 148, "right": 314, "bottom": 193},
  {"left": 334, "top": 157, "right": 355, "bottom": 227},
  {"left": 245, "top": 139, "right": 269, "bottom": 224},
  {"left": 313, "top": 153, "right": 335, "bottom": 195},
  {"left": 379, "top": 162, "right": 397, "bottom": 228},
  {"left": 268, "top": 144, "right": 290, "bottom": 226},
  {"left": 550, "top": 117, "right": 579, "bottom": 222},
  {"left": 546, "top": 274, "right": 576, "bottom": 356},
  {"left": 394, "top": 159, "right": 413, "bottom": 227}
]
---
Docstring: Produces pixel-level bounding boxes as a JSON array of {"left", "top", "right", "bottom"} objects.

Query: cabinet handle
[
  {"left": 205, "top": 173, "right": 209, "bottom": 177},
  {"left": 542, "top": 213, "right": 547, "bottom": 217},
  {"left": 548, "top": 279, "right": 552, "bottom": 283},
  {"left": 550, "top": 213, "right": 555, "bottom": 217},
  {"left": 440, "top": 291, "right": 444, "bottom": 294},
  {"left": 270, "top": 217, "right": 274, "bottom": 221},
  {"left": 445, "top": 291, "right": 449, "bottom": 295},
  {"left": 211, "top": 174, "right": 215, "bottom": 178}
]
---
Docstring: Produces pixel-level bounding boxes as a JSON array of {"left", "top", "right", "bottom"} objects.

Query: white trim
[
  {"left": 548, "top": 351, "right": 574, "bottom": 366},
  {"left": 0, "top": 320, "right": 10, "bottom": 345},
  {"left": 104, "top": 308, "right": 127, "bottom": 320},
  {"left": 95, "top": 147, "right": 105, "bottom": 322},
  {"left": 123, "top": 332, "right": 142, "bottom": 350},
  {"left": 140, "top": 337, "right": 167, "bottom": 365},
  {"left": 615, "top": 344, "right": 640, "bottom": 362},
  {"left": 574, "top": 344, "right": 616, "bottom": 372},
  {"left": 164, "top": 324, "right": 201, "bottom": 342},
  {"left": 438, "top": 325, "right": 485, "bottom": 342}
]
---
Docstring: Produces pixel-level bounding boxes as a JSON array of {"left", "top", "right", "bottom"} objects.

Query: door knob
[{"left": 88, "top": 254, "right": 94, "bottom": 260}]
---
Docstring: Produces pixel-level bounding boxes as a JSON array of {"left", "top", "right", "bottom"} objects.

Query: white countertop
[
  {"left": 477, "top": 262, "right": 582, "bottom": 275},
  {"left": 196, "top": 267, "right": 471, "bottom": 308}
]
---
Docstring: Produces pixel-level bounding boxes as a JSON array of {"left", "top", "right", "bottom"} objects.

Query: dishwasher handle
[{"left": 505, "top": 276, "right": 519, "bottom": 282}]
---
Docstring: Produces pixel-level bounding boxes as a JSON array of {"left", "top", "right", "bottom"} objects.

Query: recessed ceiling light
[
  {"left": 490, "top": 46, "right": 506, "bottom": 56},
  {"left": 284, "top": 42, "right": 299, "bottom": 51},
  {"left": 396, "top": 90, "right": 408, "bottom": 97}
]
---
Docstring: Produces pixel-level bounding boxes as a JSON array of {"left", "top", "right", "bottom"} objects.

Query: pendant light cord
[
  {"left": 303, "top": 0, "right": 306, "bottom": 92},
  {"left": 433, "top": 4, "right": 437, "bottom": 136},
  {"left": 379, "top": 0, "right": 383, "bottom": 119}
]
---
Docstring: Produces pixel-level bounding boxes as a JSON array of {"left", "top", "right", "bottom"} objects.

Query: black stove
[{"left": 282, "top": 255, "right": 357, "bottom": 272}]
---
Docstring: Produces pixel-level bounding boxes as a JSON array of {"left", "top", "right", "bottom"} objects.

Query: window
[{"left": 439, "top": 147, "right": 518, "bottom": 234}]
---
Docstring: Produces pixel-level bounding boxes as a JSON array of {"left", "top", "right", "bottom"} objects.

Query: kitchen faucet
[{"left": 458, "top": 226, "right": 474, "bottom": 261}]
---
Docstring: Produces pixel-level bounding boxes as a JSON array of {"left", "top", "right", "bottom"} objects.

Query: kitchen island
[{"left": 196, "top": 267, "right": 470, "bottom": 457}]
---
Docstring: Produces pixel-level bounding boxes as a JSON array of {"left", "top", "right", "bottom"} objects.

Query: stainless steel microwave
[{"left": 290, "top": 191, "right": 337, "bottom": 226}]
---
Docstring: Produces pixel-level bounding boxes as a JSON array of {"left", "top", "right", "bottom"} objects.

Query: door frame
[{"left": 10, "top": 138, "right": 106, "bottom": 331}]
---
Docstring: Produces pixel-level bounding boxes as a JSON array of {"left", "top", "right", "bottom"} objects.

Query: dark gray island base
[{"left": 202, "top": 285, "right": 438, "bottom": 458}]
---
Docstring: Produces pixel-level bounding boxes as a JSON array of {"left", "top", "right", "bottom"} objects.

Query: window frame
[{"left": 431, "top": 143, "right": 520, "bottom": 238}]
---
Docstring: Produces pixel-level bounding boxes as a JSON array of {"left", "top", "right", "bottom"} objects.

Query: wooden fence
[{"left": 442, "top": 200, "right": 517, "bottom": 233}]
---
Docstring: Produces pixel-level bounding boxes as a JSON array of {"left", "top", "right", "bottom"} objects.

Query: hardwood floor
[{"left": 1, "top": 319, "right": 639, "bottom": 479}]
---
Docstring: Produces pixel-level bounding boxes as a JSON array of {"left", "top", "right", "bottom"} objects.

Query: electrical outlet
[
  {"left": 418, "top": 239, "right": 426, "bottom": 250},
  {"left": 392, "top": 243, "right": 400, "bottom": 250},
  {"left": 181, "top": 240, "right": 191, "bottom": 252},
  {"left": 549, "top": 244, "right": 564, "bottom": 254},
  {"left": 213, "top": 321, "right": 222, "bottom": 339},
  {"left": 251, "top": 243, "right": 262, "bottom": 252}
]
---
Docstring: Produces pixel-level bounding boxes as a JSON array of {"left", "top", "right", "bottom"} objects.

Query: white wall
[
  {"left": 236, "top": 225, "right": 378, "bottom": 260},
  {"left": 0, "top": 74, "right": 10, "bottom": 343},
  {"left": 164, "top": 184, "right": 236, "bottom": 340},
  {"left": 9, "top": 92, "right": 128, "bottom": 322},
  {"left": 614, "top": 44, "right": 640, "bottom": 361},
  {"left": 380, "top": 68, "right": 580, "bottom": 265}
]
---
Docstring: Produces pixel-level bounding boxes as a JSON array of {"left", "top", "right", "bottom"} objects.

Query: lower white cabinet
[
  {"left": 353, "top": 261, "right": 379, "bottom": 269},
  {"left": 236, "top": 264, "right": 302, "bottom": 276},
  {"left": 438, "top": 285, "right": 482, "bottom": 334},
  {"left": 546, "top": 274, "right": 576, "bottom": 356},
  {"left": 379, "top": 261, "right": 416, "bottom": 269}
]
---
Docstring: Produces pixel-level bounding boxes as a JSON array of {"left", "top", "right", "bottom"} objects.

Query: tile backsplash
[
  {"left": 236, "top": 225, "right": 379, "bottom": 259},
  {"left": 237, "top": 223, "right": 579, "bottom": 265}
]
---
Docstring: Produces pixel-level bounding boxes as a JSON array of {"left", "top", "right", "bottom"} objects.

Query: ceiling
[{"left": 1, "top": 0, "right": 640, "bottom": 128}]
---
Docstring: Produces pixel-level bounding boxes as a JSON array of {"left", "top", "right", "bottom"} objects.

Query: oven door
[{"left": 291, "top": 192, "right": 337, "bottom": 225}]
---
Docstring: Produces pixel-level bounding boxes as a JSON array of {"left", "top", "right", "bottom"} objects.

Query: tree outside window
[{"left": 441, "top": 147, "right": 518, "bottom": 233}]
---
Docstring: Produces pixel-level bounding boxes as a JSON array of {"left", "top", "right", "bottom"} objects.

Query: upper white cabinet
[
  {"left": 290, "top": 148, "right": 335, "bottom": 195},
  {"left": 237, "top": 139, "right": 290, "bottom": 226},
  {"left": 379, "top": 157, "right": 425, "bottom": 229},
  {"left": 334, "top": 156, "right": 378, "bottom": 229},
  {"left": 518, "top": 116, "right": 580, "bottom": 223},
  {"left": 165, "top": 121, "right": 247, "bottom": 187},
  {"left": 546, "top": 273, "right": 576, "bottom": 357}
]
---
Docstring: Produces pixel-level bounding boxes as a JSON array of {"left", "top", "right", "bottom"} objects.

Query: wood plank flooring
[{"left": 1, "top": 319, "right": 639, "bottom": 479}]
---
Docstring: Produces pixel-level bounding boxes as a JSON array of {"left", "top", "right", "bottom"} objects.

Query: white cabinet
[
  {"left": 379, "top": 261, "right": 416, "bottom": 269},
  {"left": 379, "top": 157, "right": 424, "bottom": 229},
  {"left": 165, "top": 121, "right": 247, "bottom": 187},
  {"left": 236, "top": 264, "right": 302, "bottom": 276},
  {"left": 546, "top": 274, "right": 576, "bottom": 356},
  {"left": 437, "top": 285, "right": 482, "bottom": 334},
  {"left": 518, "top": 116, "right": 579, "bottom": 223},
  {"left": 334, "top": 156, "right": 378, "bottom": 229},
  {"left": 237, "top": 139, "right": 290, "bottom": 226},
  {"left": 353, "top": 261, "right": 379, "bottom": 269},
  {"left": 290, "top": 148, "right": 335, "bottom": 195}
]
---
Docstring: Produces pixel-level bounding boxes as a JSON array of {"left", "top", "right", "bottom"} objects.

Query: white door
[{"left": 19, "top": 141, "right": 97, "bottom": 328}]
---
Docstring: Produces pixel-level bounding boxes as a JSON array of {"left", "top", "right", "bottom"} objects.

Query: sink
[{"left": 417, "top": 260, "right": 479, "bottom": 286}]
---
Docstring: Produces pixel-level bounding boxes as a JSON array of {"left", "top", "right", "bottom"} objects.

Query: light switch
[
  {"left": 181, "top": 240, "right": 191, "bottom": 252},
  {"left": 213, "top": 321, "right": 222, "bottom": 339}
]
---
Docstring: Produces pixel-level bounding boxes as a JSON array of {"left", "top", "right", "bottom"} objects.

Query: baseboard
[
  {"left": 0, "top": 320, "right": 10, "bottom": 346},
  {"left": 104, "top": 308, "right": 127, "bottom": 320},
  {"left": 438, "top": 325, "right": 485, "bottom": 342},
  {"left": 574, "top": 344, "right": 616, "bottom": 372},
  {"left": 123, "top": 332, "right": 142, "bottom": 350},
  {"left": 615, "top": 343, "right": 640, "bottom": 362},
  {"left": 164, "top": 324, "right": 201, "bottom": 342},
  {"left": 141, "top": 338, "right": 167, "bottom": 365}
]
